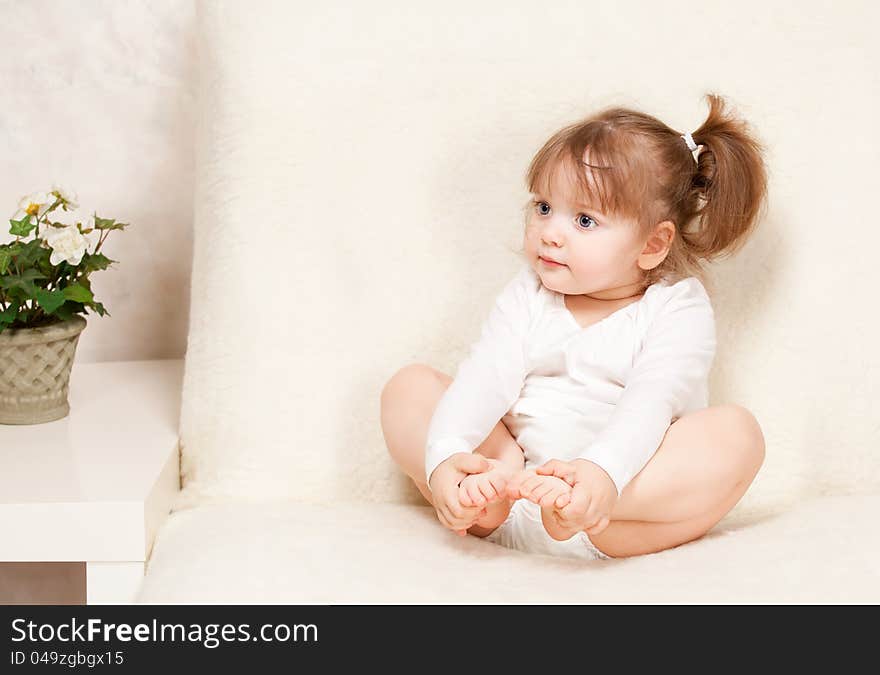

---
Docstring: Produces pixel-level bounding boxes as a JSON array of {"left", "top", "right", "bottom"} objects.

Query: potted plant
[{"left": 0, "top": 186, "right": 129, "bottom": 424}]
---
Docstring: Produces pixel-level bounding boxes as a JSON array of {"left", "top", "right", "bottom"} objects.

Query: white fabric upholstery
[
  {"left": 138, "top": 495, "right": 880, "bottom": 603},
  {"left": 140, "top": 0, "right": 880, "bottom": 602}
]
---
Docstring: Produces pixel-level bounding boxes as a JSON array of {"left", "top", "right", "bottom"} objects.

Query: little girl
[{"left": 381, "top": 94, "right": 769, "bottom": 561}]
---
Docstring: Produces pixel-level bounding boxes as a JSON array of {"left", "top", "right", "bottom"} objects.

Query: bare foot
[
  {"left": 506, "top": 469, "right": 579, "bottom": 541},
  {"left": 540, "top": 493, "right": 583, "bottom": 541},
  {"left": 458, "top": 458, "right": 518, "bottom": 530},
  {"left": 506, "top": 468, "right": 571, "bottom": 507}
]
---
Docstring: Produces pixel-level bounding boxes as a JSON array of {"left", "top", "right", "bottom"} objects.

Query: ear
[{"left": 638, "top": 220, "right": 675, "bottom": 271}]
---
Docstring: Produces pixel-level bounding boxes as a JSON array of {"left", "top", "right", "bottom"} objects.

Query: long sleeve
[
  {"left": 576, "top": 278, "right": 716, "bottom": 496},
  {"left": 424, "top": 264, "right": 538, "bottom": 490}
]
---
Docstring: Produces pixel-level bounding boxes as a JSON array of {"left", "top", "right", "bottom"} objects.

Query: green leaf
[
  {"left": 37, "top": 254, "right": 54, "bottom": 277},
  {"left": 93, "top": 215, "right": 116, "bottom": 230},
  {"left": 0, "top": 269, "right": 47, "bottom": 295},
  {"left": 0, "top": 303, "right": 18, "bottom": 325},
  {"left": 9, "top": 215, "right": 35, "bottom": 237},
  {"left": 81, "top": 252, "right": 114, "bottom": 273},
  {"left": 19, "top": 268, "right": 47, "bottom": 281},
  {"left": 0, "top": 248, "right": 11, "bottom": 275},
  {"left": 54, "top": 302, "right": 76, "bottom": 321},
  {"left": 92, "top": 215, "right": 130, "bottom": 231},
  {"left": 17, "top": 239, "right": 47, "bottom": 267},
  {"left": 62, "top": 283, "right": 93, "bottom": 303},
  {"left": 35, "top": 288, "right": 66, "bottom": 314}
]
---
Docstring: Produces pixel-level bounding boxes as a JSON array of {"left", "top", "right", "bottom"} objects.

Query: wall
[{"left": 0, "top": 0, "right": 197, "bottom": 362}]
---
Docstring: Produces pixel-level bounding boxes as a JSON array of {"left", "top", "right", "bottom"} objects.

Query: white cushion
[{"left": 138, "top": 495, "right": 880, "bottom": 603}]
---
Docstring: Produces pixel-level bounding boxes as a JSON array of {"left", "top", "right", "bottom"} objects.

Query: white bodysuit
[{"left": 424, "top": 263, "right": 716, "bottom": 560}]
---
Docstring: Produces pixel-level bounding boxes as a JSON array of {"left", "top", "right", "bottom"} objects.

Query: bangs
[{"left": 526, "top": 120, "right": 657, "bottom": 227}]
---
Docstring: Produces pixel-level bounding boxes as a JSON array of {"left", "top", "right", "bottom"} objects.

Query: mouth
[{"left": 538, "top": 255, "right": 566, "bottom": 267}]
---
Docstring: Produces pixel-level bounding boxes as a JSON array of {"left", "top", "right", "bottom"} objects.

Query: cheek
[
  {"left": 568, "top": 241, "right": 602, "bottom": 264},
  {"left": 567, "top": 240, "right": 621, "bottom": 275},
  {"left": 523, "top": 224, "right": 540, "bottom": 246}
]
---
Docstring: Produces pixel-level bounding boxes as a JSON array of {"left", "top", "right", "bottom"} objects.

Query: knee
[
  {"left": 380, "top": 363, "right": 437, "bottom": 410},
  {"left": 718, "top": 404, "right": 766, "bottom": 476}
]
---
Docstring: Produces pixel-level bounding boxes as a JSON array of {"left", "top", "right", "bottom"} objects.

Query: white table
[{"left": 0, "top": 359, "right": 182, "bottom": 604}]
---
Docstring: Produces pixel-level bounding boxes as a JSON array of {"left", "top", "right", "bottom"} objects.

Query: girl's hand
[
  {"left": 428, "top": 452, "right": 491, "bottom": 536},
  {"left": 458, "top": 458, "right": 517, "bottom": 508},
  {"left": 536, "top": 458, "right": 618, "bottom": 537}
]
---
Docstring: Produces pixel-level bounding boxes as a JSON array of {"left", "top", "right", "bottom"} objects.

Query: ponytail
[{"left": 683, "top": 94, "right": 770, "bottom": 261}]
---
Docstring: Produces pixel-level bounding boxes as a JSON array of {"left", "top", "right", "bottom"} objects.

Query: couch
[{"left": 136, "top": 0, "right": 880, "bottom": 603}]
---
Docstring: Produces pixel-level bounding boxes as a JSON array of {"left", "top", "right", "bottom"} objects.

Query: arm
[
  {"left": 576, "top": 278, "right": 717, "bottom": 496},
  {"left": 424, "top": 264, "right": 538, "bottom": 490}
]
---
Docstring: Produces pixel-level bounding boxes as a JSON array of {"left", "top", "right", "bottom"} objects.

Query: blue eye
[
  {"left": 533, "top": 200, "right": 598, "bottom": 231},
  {"left": 577, "top": 214, "right": 597, "bottom": 230}
]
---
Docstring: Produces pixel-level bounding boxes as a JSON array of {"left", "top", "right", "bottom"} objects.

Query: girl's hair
[{"left": 521, "top": 93, "right": 770, "bottom": 293}]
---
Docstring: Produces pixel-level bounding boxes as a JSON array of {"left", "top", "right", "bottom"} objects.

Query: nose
[{"left": 539, "top": 216, "right": 565, "bottom": 247}]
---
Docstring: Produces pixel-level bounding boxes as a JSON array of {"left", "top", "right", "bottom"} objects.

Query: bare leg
[
  {"left": 585, "top": 404, "right": 766, "bottom": 558},
  {"left": 380, "top": 364, "right": 525, "bottom": 537}
]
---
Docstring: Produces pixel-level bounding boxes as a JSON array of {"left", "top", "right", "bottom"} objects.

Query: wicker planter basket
[{"left": 0, "top": 316, "right": 87, "bottom": 425}]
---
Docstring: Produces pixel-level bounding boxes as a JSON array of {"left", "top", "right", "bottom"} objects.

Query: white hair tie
[{"left": 682, "top": 132, "right": 700, "bottom": 163}]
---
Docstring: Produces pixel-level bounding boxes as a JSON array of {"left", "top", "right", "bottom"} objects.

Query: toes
[
  {"left": 530, "top": 490, "right": 549, "bottom": 506},
  {"left": 539, "top": 485, "right": 568, "bottom": 508},
  {"left": 467, "top": 484, "right": 486, "bottom": 506},
  {"left": 505, "top": 479, "right": 523, "bottom": 499},
  {"left": 532, "top": 483, "right": 554, "bottom": 501},
  {"left": 478, "top": 481, "right": 497, "bottom": 502},
  {"left": 520, "top": 477, "right": 539, "bottom": 497},
  {"left": 506, "top": 470, "right": 534, "bottom": 497},
  {"left": 488, "top": 473, "right": 507, "bottom": 497},
  {"left": 538, "top": 489, "right": 560, "bottom": 508},
  {"left": 522, "top": 477, "right": 549, "bottom": 502}
]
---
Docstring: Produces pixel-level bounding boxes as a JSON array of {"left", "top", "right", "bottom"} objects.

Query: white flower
[
  {"left": 51, "top": 184, "right": 79, "bottom": 210},
  {"left": 80, "top": 215, "right": 100, "bottom": 246},
  {"left": 43, "top": 223, "right": 89, "bottom": 266},
  {"left": 12, "top": 191, "right": 56, "bottom": 224}
]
